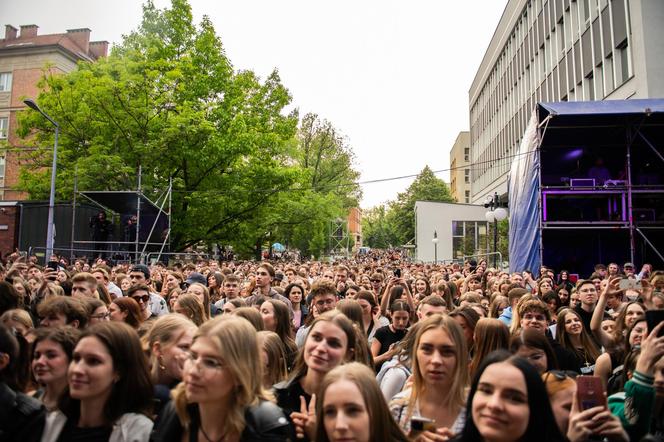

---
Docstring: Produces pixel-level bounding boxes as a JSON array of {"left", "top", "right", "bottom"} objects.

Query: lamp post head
[
  {"left": 494, "top": 207, "right": 508, "bottom": 221},
  {"left": 23, "top": 98, "right": 58, "bottom": 127},
  {"left": 432, "top": 230, "right": 439, "bottom": 244},
  {"left": 23, "top": 98, "right": 40, "bottom": 112},
  {"left": 485, "top": 211, "right": 496, "bottom": 223}
]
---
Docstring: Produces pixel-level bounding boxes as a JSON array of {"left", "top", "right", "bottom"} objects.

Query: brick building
[{"left": 0, "top": 24, "right": 107, "bottom": 257}]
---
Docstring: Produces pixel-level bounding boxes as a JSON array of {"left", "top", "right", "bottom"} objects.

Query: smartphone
[
  {"left": 619, "top": 278, "right": 639, "bottom": 291},
  {"left": 47, "top": 261, "right": 60, "bottom": 271},
  {"left": 576, "top": 376, "right": 605, "bottom": 411},
  {"left": 393, "top": 268, "right": 401, "bottom": 278},
  {"left": 646, "top": 310, "right": 664, "bottom": 337},
  {"left": 410, "top": 416, "right": 436, "bottom": 434}
]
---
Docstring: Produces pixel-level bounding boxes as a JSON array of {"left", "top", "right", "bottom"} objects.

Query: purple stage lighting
[{"left": 564, "top": 148, "right": 584, "bottom": 160}]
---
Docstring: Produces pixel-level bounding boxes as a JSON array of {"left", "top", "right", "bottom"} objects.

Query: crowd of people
[{"left": 1, "top": 252, "right": 663, "bottom": 441}]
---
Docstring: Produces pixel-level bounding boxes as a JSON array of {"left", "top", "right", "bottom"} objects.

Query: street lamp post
[
  {"left": 432, "top": 230, "right": 439, "bottom": 265},
  {"left": 23, "top": 99, "right": 59, "bottom": 263},
  {"left": 484, "top": 192, "right": 507, "bottom": 268}
]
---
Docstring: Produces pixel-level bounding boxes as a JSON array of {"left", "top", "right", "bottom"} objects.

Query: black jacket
[
  {"left": 0, "top": 382, "right": 46, "bottom": 442},
  {"left": 151, "top": 400, "right": 291, "bottom": 442}
]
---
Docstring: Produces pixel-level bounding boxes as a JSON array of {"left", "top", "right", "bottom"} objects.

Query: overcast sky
[{"left": 3, "top": 0, "right": 507, "bottom": 209}]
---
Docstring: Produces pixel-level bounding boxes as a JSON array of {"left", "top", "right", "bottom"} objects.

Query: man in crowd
[
  {"left": 245, "top": 263, "right": 292, "bottom": 309},
  {"left": 129, "top": 264, "right": 168, "bottom": 317},
  {"left": 574, "top": 279, "right": 599, "bottom": 337},
  {"left": 296, "top": 279, "right": 337, "bottom": 347},
  {"left": 127, "top": 283, "right": 154, "bottom": 323},
  {"left": 71, "top": 272, "right": 99, "bottom": 300},
  {"left": 37, "top": 296, "right": 88, "bottom": 329},
  {"left": 91, "top": 267, "right": 122, "bottom": 298},
  {"left": 498, "top": 287, "right": 529, "bottom": 327},
  {"left": 417, "top": 295, "right": 447, "bottom": 319},
  {"left": 335, "top": 265, "right": 350, "bottom": 298}
]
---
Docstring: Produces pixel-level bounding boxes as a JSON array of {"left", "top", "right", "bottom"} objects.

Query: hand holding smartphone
[{"left": 576, "top": 376, "right": 605, "bottom": 411}]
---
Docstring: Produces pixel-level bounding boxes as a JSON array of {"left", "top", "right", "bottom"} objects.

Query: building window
[
  {"left": 617, "top": 40, "right": 631, "bottom": 84},
  {"left": 0, "top": 117, "right": 8, "bottom": 139},
  {"left": 464, "top": 169, "right": 470, "bottom": 183},
  {"left": 452, "top": 221, "right": 488, "bottom": 259},
  {"left": 0, "top": 155, "right": 4, "bottom": 181},
  {"left": 0, "top": 73, "right": 11, "bottom": 92},
  {"left": 464, "top": 147, "right": 470, "bottom": 162},
  {"left": 465, "top": 190, "right": 470, "bottom": 203}
]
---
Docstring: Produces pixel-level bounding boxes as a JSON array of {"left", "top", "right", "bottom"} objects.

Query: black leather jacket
[
  {"left": 151, "top": 400, "right": 291, "bottom": 442},
  {"left": 0, "top": 382, "right": 46, "bottom": 442}
]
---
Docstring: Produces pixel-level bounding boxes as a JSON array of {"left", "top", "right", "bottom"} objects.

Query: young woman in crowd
[
  {"left": 109, "top": 297, "right": 143, "bottom": 329},
  {"left": 185, "top": 282, "right": 215, "bottom": 318},
  {"left": 556, "top": 308, "right": 601, "bottom": 375},
  {"left": 232, "top": 307, "right": 265, "bottom": 331},
  {"left": 145, "top": 314, "right": 197, "bottom": 414},
  {"left": 371, "top": 300, "right": 411, "bottom": 371},
  {"left": 31, "top": 327, "right": 81, "bottom": 410},
  {"left": 556, "top": 286, "right": 571, "bottom": 307},
  {"left": 455, "top": 351, "right": 566, "bottom": 442},
  {"left": 85, "top": 298, "right": 110, "bottom": 326},
  {"left": 376, "top": 322, "right": 421, "bottom": 401},
  {"left": 207, "top": 271, "right": 223, "bottom": 303},
  {"left": 41, "top": 322, "right": 153, "bottom": 442},
  {"left": 510, "top": 328, "right": 559, "bottom": 374},
  {"left": 222, "top": 297, "right": 246, "bottom": 314},
  {"left": 259, "top": 299, "right": 297, "bottom": 369},
  {"left": 173, "top": 293, "right": 207, "bottom": 327},
  {"left": 285, "top": 283, "right": 307, "bottom": 330},
  {"left": 596, "top": 317, "right": 648, "bottom": 391},
  {"left": 315, "top": 362, "right": 409, "bottom": 442},
  {"left": 449, "top": 307, "right": 480, "bottom": 357},
  {"left": 468, "top": 318, "right": 510, "bottom": 379},
  {"left": 0, "top": 324, "right": 46, "bottom": 440},
  {"left": 275, "top": 310, "right": 363, "bottom": 441},
  {"left": 488, "top": 294, "right": 508, "bottom": 319},
  {"left": 412, "top": 277, "right": 432, "bottom": 301},
  {"left": 257, "top": 330, "right": 289, "bottom": 389},
  {"left": 1, "top": 308, "right": 34, "bottom": 338},
  {"left": 542, "top": 291, "right": 561, "bottom": 322},
  {"left": 537, "top": 278, "right": 555, "bottom": 298},
  {"left": 152, "top": 315, "right": 291, "bottom": 442},
  {"left": 356, "top": 291, "right": 389, "bottom": 344},
  {"left": 389, "top": 314, "right": 469, "bottom": 438}
]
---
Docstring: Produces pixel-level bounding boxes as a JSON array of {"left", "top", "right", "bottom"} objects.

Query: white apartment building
[{"left": 469, "top": 0, "right": 664, "bottom": 204}]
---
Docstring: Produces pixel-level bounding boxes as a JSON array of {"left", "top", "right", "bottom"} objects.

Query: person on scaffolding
[{"left": 89, "top": 210, "right": 113, "bottom": 259}]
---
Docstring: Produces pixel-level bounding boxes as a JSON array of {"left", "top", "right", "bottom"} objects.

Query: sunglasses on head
[
  {"left": 545, "top": 370, "right": 578, "bottom": 381},
  {"left": 132, "top": 294, "right": 150, "bottom": 303}
]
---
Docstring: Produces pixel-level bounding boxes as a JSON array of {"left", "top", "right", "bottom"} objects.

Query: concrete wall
[{"left": 415, "top": 201, "right": 489, "bottom": 263}]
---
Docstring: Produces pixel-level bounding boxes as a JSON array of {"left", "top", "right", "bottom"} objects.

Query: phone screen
[
  {"left": 646, "top": 310, "right": 664, "bottom": 337},
  {"left": 576, "top": 376, "right": 605, "bottom": 411}
]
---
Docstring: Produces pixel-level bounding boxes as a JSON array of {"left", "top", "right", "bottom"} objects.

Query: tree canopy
[
  {"left": 362, "top": 166, "right": 454, "bottom": 248},
  {"left": 16, "top": 0, "right": 359, "bottom": 258}
]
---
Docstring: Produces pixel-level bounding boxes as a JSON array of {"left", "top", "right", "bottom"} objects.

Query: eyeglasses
[
  {"left": 315, "top": 298, "right": 336, "bottom": 308},
  {"left": 185, "top": 352, "right": 225, "bottom": 371},
  {"left": 132, "top": 295, "right": 150, "bottom": 303},
  {"left": 371, "top": 279, "right": 382, "bottom": 283},
  {"left": 90, "top": 312, "right": 110, "bottom": 320}
]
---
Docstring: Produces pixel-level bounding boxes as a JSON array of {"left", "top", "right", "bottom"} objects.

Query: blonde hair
[
  {"left": 405, "top": 314, "right": 468, "bottom": 417},
  {"left": 145, "top": 314, "right": 197, "bottom": 383},
  {"left": 0, "top": 308, "right": 34, "bottom": 330},
  {"left": 174, "top": 294, "right": 207, "bottom": 327},
  {"left": 172, "top": 315, "right": 273, "bottom": 437},
  {"left": 468, "top": 318, "right": 510, "bottom": 378},
  {"left": 257, "top": 331, "right": 288, "bottom": 388}
]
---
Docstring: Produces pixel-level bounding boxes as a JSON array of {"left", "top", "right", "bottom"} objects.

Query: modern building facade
[
  {"left": 469, "top": 0, "right": 664, "bottom": 204},
  {"left": 449, "top": 131, "right": 471, "bottom": 203},
  {"left": 414, "top": 201, "right": 489, "bottom": 263},
  {"left": 0, "top": 24, "right": 108, "bottom": 200}
]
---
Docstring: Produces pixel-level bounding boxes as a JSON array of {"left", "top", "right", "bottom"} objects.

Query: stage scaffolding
[{"left": 70, "top": 167, "right": 172, "bottom": 264}]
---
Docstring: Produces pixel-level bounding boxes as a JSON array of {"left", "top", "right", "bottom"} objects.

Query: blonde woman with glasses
[{"left": 152, "top": 315, "right": 290, "bottom": 442}]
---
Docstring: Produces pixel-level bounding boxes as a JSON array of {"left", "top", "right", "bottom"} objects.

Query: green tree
[
  {"left": 362, "top": 204, "right": 400, "bottom": 249},
  {"left": 388, "top": 166, "right": 454, "bottom": 245},
  {"left": 16, "top": 0, "right": 306, "bottom": 254}
]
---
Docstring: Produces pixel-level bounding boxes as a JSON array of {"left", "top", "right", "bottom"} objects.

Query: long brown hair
[
  {"left": 315, "top": 363, "right": 409, "bottom": 442},
  {"left": 556, "top": 308, "right": 601, "bottom": 362},
  {"left": 172, "top": 316, "right": 272, "bottom": 437},
  {"left": 469, "top": 318, "right": 510, "bottom": 378},
  {"left": 59, "top": 322, "right": 153, "bottom": 423},
  {"left": 403, "top": 315, "right": 468, "bottom": 418}
]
